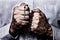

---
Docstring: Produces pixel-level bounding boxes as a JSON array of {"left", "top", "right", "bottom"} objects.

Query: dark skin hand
[
  {"left": 30, "top": 8, "right": 53, "bottom": 39},
  {"left": 9, "top": 3, "right": 30, "bottom": 37},
  {"left": 9, "top": 3, "right": 53, "bottom": 39}
]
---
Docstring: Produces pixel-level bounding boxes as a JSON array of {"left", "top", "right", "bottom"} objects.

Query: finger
[
  {"left": 14, "top": 15, "right": 24, "bottom": 19},
  {"left": 21, "top": 21, "right": 29, "bottom": 25},
  {"left": 16, "top": 17, "right": 29, "bottom": 25},
  {"left": 15, "top": 18, "right": 22, "bottom": 24},
  {"left": 14, "top": 15, "right": 29, "bottom": 21},
  {"left": 21, "top": 11, "right": 29, "bottom": 15},
  {"left": 15, "top": 18, "right": 28, "bottom": 24},
  {"left": 14, "top": 10, "right": 29, "bottom": 15},
  {"left": 13, "top": 9, "right": 24, "bottom": 15},
  {"left": 24, "top": 16, "right": 29, "bottom": 19}
]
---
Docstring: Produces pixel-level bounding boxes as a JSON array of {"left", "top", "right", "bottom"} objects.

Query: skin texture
[
  {"left": 30, "top": 8, "right": 53, "bottom": 37},
  {"left": 9, "top": 3, "right": 53, "bottom": 40},
  {"left": 9, "top": 3, "right": 30, "bottom": 37}
]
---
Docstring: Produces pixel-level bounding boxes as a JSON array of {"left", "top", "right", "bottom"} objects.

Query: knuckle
[{"left": 24, "top": 16, "right": 29, "bottom": 19}]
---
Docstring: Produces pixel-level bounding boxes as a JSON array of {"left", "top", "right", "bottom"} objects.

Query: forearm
[
  {"left": 46, "top": 24, "right": 53, "bottom": 37},
  {"left": 9, "top": 24, "right": 18, "bottom": 38},
  {"left": 9, "top": 19, "right": 20, "bottom": 37},
  {"left": 32, "top": 23, "right": 53, "bottom": 40},
  {"left": 9, "top": 18, "right": 29, "bottom": 38}
]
